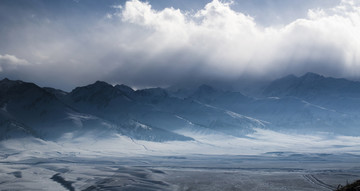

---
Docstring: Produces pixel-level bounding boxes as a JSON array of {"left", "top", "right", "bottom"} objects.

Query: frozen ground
[
  {"left": 1, "top": 129, "right": 360, "bottom": 190},
  {"left": 0, "top": 154, "right": 360, "bottom": 191}
]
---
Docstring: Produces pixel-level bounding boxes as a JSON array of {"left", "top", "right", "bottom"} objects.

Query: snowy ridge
[{"left": 226, "top": 111, "right": 268, "bottom": 127}]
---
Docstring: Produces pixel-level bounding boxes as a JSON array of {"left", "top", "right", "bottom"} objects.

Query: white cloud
[
  {"left": 115, "top": 0, "right": 360, "bottom": 80},
  {"left": 1, "top": 0, "right": 360, "bottom": 89},
  {"left": 0, "top": 54, "right": 29, "bottom": 72}
]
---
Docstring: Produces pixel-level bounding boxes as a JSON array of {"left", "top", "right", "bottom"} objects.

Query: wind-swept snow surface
[
  {"left": 1, "top": 132, "right": 360, "bottom": 191},
  {"left": 1, "top": 128, "right": 360, "bottom": 159}
]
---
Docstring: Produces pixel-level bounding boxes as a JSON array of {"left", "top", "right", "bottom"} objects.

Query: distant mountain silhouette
[
  {"left": 1, "top": 73, "right": 360, "bottom": 141},
  {"left": 263, "top": 72, "right": 360, "bottom": 98},
  {"left": 262, "top": 72, "right": 360, "bottom": 113}
]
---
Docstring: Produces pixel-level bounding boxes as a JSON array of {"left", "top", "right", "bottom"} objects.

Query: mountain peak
[
  {"left": 92, "top": 80, "right": 112, "bottom": 87},
  {"left": 282, "top": 74, "right": 297, "bottom": 80},
  {"left": 300, "top": 72, "right": 323, "bottom": 80},
  {"left": 70, "top": 80, "right": 125, "bottom": 105},
  {"left": 71, "top": 80, "right": 113, "bottom": 93},
  {"left": 0, "top": 78, "right": 23, "bottom": 86},
  {"left": 115, "top": 84, "right": 134, "bottom": 95},
  {"left": 2, "top": 77, "right": 10, "bottom": 82}
]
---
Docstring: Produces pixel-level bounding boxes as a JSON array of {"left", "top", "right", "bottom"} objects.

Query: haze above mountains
[{"left": 1, "top": 72, "right": 360, "bottom": 142}]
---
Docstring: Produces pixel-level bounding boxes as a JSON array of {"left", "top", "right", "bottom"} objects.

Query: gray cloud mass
[{"left": 0, "top": 0, "right": 359, "bottom": 90}]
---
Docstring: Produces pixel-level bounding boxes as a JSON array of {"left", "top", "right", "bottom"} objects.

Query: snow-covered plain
[
  {"left": 1, "top": 128, "right": 360, "bottom": 191},
  {"left": 2, "top": 128, "right": 360, "bottom": 159}
]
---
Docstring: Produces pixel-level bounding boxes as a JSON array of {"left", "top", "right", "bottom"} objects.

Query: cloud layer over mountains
[{"left": 0, "top": 0, "right": 359, "bottom": 90}]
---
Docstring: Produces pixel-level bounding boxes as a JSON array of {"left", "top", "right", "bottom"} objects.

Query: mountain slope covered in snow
[{"left": 1, "top": 73, "right": 360, "bottom": 142}]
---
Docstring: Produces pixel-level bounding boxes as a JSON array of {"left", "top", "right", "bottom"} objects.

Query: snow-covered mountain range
[{"left": 1, "top": 72, "right": 360, "bottom": 142}]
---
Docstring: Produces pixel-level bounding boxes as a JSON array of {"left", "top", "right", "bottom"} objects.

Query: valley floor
[
  {"left": 0, "top": 153, "right": 359, "bottom": 191},
  {"left": 1, "top": 129, "right": 360, "bottom": 191}
]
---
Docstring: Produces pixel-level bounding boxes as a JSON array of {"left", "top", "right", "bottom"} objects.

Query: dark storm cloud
[{"left": 0, "top": 0, "right": 359, "bottom": 90}]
